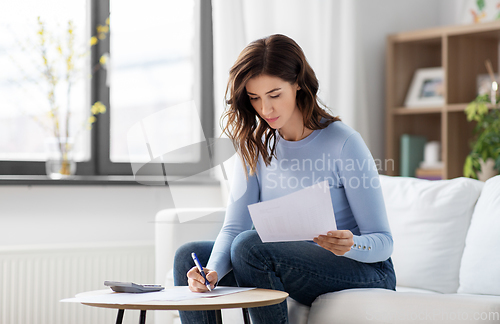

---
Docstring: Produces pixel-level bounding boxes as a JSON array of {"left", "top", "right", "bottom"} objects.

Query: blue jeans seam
[{"left": 247, "top": 243, "right": 271, "bottom": 271}]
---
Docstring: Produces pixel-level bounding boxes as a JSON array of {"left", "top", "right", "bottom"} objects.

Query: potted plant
[
  {"left": 463, "top": 92, "right": 500, "bottom": 180},
  {"left": 12, "top": 17, "right": 109, "bottom": 178}
]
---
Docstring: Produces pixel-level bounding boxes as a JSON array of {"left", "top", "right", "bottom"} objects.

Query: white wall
[
  {"left": 349, "top": 0, "right": 461, "bottom": 161},
  {"left": 0, "top": 183, "right": 223, "bottom": 248},
  {"left": 0, "top": 182, "right": 223, "bottom": 323},
  {"left": 0, "top": 182, "right": 224, "bottom": 324}
]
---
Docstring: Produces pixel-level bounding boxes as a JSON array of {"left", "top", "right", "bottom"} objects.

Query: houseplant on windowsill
[
  {"left": 463, "top": 92, "right": 500, "bottom": 181},
  {"left": 19, "top": 17, "right": 109, "bottom": 178}
]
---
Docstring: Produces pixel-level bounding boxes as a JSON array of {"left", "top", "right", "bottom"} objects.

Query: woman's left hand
[{"left": 313, "top": 230, "right": 354, "bottom": 256}]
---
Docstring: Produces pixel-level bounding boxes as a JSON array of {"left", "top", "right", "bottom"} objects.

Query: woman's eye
[
  {"left": 270, "top": 94, "right": 280, "bottom": 99},
  {"left": 249, "top": 97, "right": 258, "bottom": 101}
]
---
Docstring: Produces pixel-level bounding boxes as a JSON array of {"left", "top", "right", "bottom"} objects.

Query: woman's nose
[{"left": 261, "top": 99, "right": 273, "bottom": 116}]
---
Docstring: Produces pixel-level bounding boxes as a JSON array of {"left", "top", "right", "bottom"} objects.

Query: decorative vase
[
  {"left": 44, "top": 137, "right": 77, "bottom": 179},
  {"left": 477, "top": 158, "right": 498, "bottom": 182}
]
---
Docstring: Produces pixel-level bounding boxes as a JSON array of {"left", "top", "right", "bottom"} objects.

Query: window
[
  {"left": 0, "top": 0, "right": 91, "bottom": 174},
  {"left": 0, "top": 0, "right": 214, "bottom": 178}
]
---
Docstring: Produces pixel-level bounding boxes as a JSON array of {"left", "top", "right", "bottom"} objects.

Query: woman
[{"left": 174, "top": 34, "right": 396, "bottom": 324}]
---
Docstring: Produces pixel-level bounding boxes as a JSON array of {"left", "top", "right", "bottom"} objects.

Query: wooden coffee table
[{"left": 81, "top": 287, "right": 289, "bottom": 324}]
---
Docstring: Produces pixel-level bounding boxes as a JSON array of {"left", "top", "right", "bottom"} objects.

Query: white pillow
[
  {"left": 379, "top": 175, "right": 483, "bottom": 293},
  {"left": 458, "top": 175, "right": 500, "bottom": 295}
]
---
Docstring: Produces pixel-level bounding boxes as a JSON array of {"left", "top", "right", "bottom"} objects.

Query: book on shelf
[
  {"left": 415, "top": 167, "right": 443, "bottom": 180},
  {"left": 400, "top": 134, "right": 427, "bottom": 177},
  {"left": 419, "top": 161, "right": 443, "bottom": 170}
]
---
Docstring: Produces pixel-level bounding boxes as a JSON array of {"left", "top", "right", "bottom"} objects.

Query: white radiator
[{"left": 0, "top": 242, "right": 155, "bottom": 324}]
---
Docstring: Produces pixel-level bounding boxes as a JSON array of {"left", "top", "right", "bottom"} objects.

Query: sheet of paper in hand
[{"left": 247, "top": 180, "right": 336, "bottom": 242}]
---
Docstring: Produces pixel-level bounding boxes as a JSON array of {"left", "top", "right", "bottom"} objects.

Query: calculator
[{"left": 104, "top": 281, "right": 165, "bottom": 293}]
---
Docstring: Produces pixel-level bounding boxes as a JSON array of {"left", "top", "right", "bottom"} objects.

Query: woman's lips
[{"left": 265, "top": 116, "right": 279, "bottom": 123}]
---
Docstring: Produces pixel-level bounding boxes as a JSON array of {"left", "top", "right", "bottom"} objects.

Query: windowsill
[{"left": 0, "top": 175, "right": 220, "bottom": 186}]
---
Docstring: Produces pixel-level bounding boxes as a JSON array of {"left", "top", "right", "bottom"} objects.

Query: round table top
[{"left": 81, "top": 287, "right": 289, "bottom": 311}]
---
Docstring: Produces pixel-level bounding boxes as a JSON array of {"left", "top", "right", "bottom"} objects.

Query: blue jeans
[{"left": 173, "top": 230, "right": 396, "bottom": 324}]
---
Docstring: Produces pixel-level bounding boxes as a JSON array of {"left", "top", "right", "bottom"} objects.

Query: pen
[{"left": 191, "top": 252, "right": 212, "bottom": 291}]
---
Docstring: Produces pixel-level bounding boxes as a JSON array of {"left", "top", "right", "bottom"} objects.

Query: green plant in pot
[{"left": 463, "top": 93, "right": 500, "bottom": 180}]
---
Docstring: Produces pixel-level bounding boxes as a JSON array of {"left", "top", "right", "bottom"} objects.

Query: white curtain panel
[
  {"left": 211, "top": 0, "right": 351, "bottom": 200},
  {"left": 212, "top": 0, "right": 344, "bottom": 135}
]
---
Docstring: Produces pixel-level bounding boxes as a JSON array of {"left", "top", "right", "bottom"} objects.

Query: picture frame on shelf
[{"left": 404, "top": 67, "right": 445, "bottom": 108}]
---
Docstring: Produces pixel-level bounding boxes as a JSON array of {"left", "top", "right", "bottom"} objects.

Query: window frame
[{"left": 0, "top": 0, "right": 214, "bottom": 179}]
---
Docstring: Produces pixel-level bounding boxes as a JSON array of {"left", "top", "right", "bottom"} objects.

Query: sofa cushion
[
  {"left": 395, "top": 286, "right": 436, "bottom": 294},
  {"left": 459, "top": 175, "right": 500, "bottom": 295},
  {"left": 379, "top": 175, "right": 483, "bottom": 293},
  {"left": 307, "top": 288, "right": 500, "bottom": 324},
  {"left": 287, "top": 297, "right": 310, "bottom": 324}
]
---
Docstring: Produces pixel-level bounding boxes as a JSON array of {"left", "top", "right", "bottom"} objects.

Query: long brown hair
[{"left": 221, "top": 34, "right": 340, "bottom": 176}]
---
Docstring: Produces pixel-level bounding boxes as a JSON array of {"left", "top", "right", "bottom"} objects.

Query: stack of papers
[{"left": 61, "top": 287, "right": 255, "bottom": 304}]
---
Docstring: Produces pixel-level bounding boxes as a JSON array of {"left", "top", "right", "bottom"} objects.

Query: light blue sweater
[{"left": 206, "top": 121, "right": 393, "bottom": 279}]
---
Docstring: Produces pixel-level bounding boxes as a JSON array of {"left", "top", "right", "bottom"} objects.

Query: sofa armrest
[{"left": 155, "top": 208, "right": 226, "bottom": 286}]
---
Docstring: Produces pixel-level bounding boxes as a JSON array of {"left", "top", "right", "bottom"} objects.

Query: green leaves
[
  {"left": 477, "top": 0, "right": 485, "bottom": 11},
  {"left": 464, "top": 155, "right": 478, "bottom": 179},
  {"left": 464, "top": 93, "right": 500, "bottom": 179},
  {"left": 495, "top": 156, "right": 500, "bottom": 171},
  {"left": 466, "top": 94, "right": 489, "bottom": 122}
]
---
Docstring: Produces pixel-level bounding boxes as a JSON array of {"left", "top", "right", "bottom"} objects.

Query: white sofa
[{"left": 155, "top": 175, "right": 500, "bottom": 324}]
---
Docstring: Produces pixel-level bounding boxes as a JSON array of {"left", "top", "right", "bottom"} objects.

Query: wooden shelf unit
[{"left": 385, "top": 21, "right": 500, "bottom": 179}]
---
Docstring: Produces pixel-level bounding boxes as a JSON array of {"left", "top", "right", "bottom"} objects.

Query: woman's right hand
[{"left": 187, "top": 266, "right": 218, "bottom": 292}]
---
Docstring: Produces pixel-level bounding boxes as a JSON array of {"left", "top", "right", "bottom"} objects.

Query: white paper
[
  {"left": 248, "top": 180, "right": 336, "bottom": 242},
  {"left": 60, "top": 286, "right": 255, "bottom": 304}
]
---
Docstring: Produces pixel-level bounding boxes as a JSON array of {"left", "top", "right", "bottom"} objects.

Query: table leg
[
  {"left": 242, "top": 308, "right": 251, "bottom": 324},
  {"left": 215, "top": 309, "right": 223, "bottom": 324},
  {"left": 115, "top": 309, "right": 124, "bottom": 324},
  {"left": 139, "top": 310, "right": 147, "bottom": 324}
]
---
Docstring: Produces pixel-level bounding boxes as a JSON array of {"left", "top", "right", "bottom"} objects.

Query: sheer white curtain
[
  {"left": 212, "top": 0, "right": 348, "bottom": 202},
  {"left": 211, "top": 0, "right": 373, "bottom": 173},
  {"left": 212, "top": 0, "right": 343, "bottom": 134}
]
